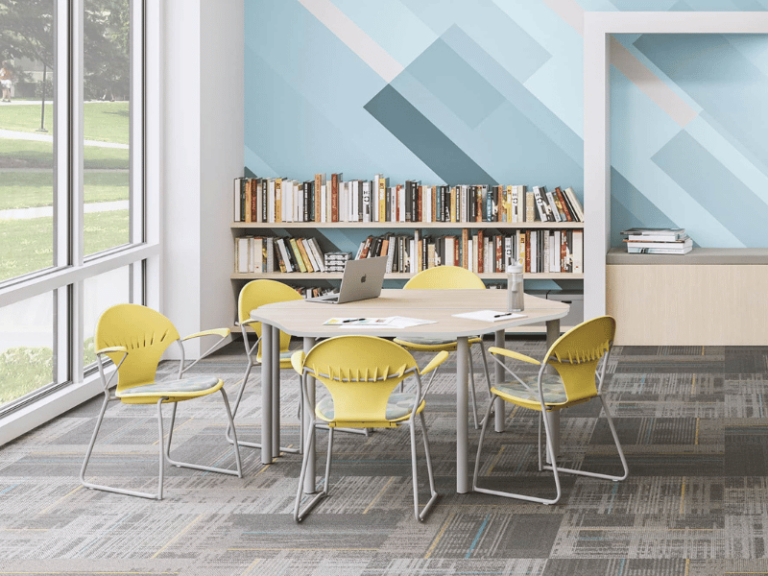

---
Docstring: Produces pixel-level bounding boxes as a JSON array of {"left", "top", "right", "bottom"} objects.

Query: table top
[{"left": 250, "top": 289, "right": 569, "bottom": 338}]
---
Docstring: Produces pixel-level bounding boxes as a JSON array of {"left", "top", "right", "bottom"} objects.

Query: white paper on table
[
  {"left": 336, "top": 316, "right": 436, "bottom": 329},
  {"left": 451, "top": 310, "right": 526, "bottom": 323}
]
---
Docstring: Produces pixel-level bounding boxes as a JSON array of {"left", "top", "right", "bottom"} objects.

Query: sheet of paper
[
  {"left": 451, "top": 310, "right": 526, "bottom": 323},
  {"left": 327, "top": 316, "right": 436, "bottom": 329}
]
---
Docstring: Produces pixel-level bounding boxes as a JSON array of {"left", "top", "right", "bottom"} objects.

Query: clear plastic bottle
[{"left": 506, "top": 264, "right": 524, "bottom": 312}]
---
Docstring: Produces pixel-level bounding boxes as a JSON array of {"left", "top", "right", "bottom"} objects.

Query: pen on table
[
  {"left": 493, "top": 313, "right": 514, "bottom": 318},
  {"left": 342, "top": 318, "right": 365, "bottom": 323}
]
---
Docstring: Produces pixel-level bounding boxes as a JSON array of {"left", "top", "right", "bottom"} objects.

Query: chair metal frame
[
  {"left": 80, "top": 312, "right": 243, "bottom": 500},
  {"left": 227, "top": 281, "right": 368, "bottom": 457},
  {"left": 473, "top": 317, "right": 628, "bottom": 505},
  {"left": 292, "top": 337, "right": 443, "bottom": 523},
  {"left": 394, "top": 266, "right": 494, "bottom": 429}
]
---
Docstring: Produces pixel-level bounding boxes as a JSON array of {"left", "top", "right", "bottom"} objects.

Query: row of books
[
  {"left": 235, "top": 228, "right": 583, "bottom": 275},
  {"left": 234, "top": 236, "right": 328, "bottom": 274},
  {"left": 621, "top": 228, "right": 692, "bottom": 255},
  {"left": 353, "top": 229, "right": 583, "bottom": 274},
  {"left": 233, "top": 174, "right": 584, "bottom": 224}
]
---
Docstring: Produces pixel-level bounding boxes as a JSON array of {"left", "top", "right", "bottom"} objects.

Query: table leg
[
  {"left": 303, "top": 336, "right": 316, "bottom": 495},
  {"left": 272, "top": 326, "right": 280, "bottom": 456},
  {"left": 493, "top": 329, "right": 505, "bottom": 433},
  {"left": 260, "top": 323, "right": 273, "bottom": 465},
  {"left": 456, "top": 336, "right": 469, "bottom": 494},
  {"left": 545, "top": 319, "right": 561, "bottom": 460}
]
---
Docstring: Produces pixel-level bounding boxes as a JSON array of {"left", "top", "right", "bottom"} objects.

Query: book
[
  {"left": 563, "top": 187, "right": 584, "bottom": 222},
  {"left": 622, "top": 228, "right": 687, "bottom": 242},
  {"left": 625, "top": 237, "right": 692, "bottom": 250},
  {"left": 627, "top": 245, "right": 692, "bottom": 255},
  {"left": 554, "top": 187, "right": 572, "bottom": 222}
]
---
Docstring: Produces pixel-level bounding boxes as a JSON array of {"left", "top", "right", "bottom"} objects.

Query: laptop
[{"left": 310, "top": 256, "right": 387, "bottom": 304}]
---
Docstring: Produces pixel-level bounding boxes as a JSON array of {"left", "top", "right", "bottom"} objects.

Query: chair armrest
[
  {"left": 177, "top": 328, "right": 231, "bottom": 376},
  {"left": 181, "top": 328, "right": 230, "bottom": 341},
  {"left": 420, "top": 351, "right": 450, "bottom": 376},
  {"left": 95, "top": 346, "right": 128, "bottom": 356},
  {"left": 291, "top": 351, "right": 306, "bottom": 375},
  {"left": 488, "top": 347, "right": 540, "bottom": 365}
]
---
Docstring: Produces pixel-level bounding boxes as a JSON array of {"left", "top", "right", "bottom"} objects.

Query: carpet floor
[{"left": 1, "top": 339, "right": 768, "bottom": 575}]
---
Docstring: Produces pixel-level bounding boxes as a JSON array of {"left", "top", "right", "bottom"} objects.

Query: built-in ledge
[{"left": 607, "top": 247, "right": 768, "bottom": 266}]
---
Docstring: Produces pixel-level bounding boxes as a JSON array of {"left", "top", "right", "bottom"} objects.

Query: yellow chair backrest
[
  {"left": 543, "top": 316, "right": 616, "bottom": 404},
  {"left": 404, "top": 266, "right": 485, "bottom": 290},
  {"left": 238, "top": 279, "right": 302, "bottom": 354},
  {"left": 302, "top": 336, "right": 418, "bottom": 427},
  {"left": 95, "top": 304, "right": 180, "bottom": 393}
]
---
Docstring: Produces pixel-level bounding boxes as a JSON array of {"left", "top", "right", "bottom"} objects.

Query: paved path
[
  {"left": 0, "top": 128, "right": 128, "bottom": 149},
  {"left": 0, "top": 200, "right": 128, "bottom": 221}
]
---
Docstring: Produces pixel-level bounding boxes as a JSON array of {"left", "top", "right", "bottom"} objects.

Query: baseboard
[{"left": 0, "top": 369, "right": 114, "bottom": 448}]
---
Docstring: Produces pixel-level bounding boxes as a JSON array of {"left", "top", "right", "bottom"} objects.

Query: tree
[{"left": 0, "top": 0, "right": 131, "bottom": 104}]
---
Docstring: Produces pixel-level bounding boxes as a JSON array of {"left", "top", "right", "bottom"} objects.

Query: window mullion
[{"left": 71, "top": 0, "right": 85, "bottom": 382}]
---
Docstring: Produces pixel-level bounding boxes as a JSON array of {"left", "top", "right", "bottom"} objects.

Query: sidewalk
[
  {"left": 0, "top": 200, "right": 128, "bottom": 221},
  {"left": 0, "top": 128, "right": 128, "bottom": 149}
]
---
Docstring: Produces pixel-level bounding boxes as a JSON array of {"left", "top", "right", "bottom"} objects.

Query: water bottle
[{"left": 506, "top": 264, "right": 524, "bottom": 312}]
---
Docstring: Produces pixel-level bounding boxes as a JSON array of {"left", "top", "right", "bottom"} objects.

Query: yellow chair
[
  {"left": 290, "top": 336, "right": 448, "bottom": 523},
  {"left": 393, "top": 266, "right": 492, "bottom": 429},
  {"left": 473, "top": 316, "right": 628, "bottom": 505},
  {"left": 229, "top": 279, "right": 303, "bottom": 454},
  {"left": 80, "top": 304, "right": 242, "bottom": 500}
]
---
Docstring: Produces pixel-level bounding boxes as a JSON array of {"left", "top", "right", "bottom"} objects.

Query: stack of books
[
  {"left": 324, "top": 252, "right": 351, "bottom": 273},
  {"left": 621, "top": 228, "right": 692, "bottom": 255}
]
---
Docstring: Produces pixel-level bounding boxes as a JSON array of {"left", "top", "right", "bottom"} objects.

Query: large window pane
[
  {"left": 0, "top": 1, "right": 57, "bottom": 282},
  {"left": 83, "top": 0, "right": 131, "bottom": 257},
  {"left": 83, "top": 265, "right": 131, "bottom": 367},
  {"left": 0, "top": 291, "right": 59, "bottom": 408}
]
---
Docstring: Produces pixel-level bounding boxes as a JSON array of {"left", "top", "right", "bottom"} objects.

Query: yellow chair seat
[
  {"left": 315, "top": 392, "right": 426, "bottom": 425},
  {"left": 256, "top": 349, "right": 295, "bottom": 367},
  {"left": 393, "top": 336, "right": 482, "bottom": 351},
  {"left": 491, "top": 374, "right": 571, "bottom": 411},
  {"left": 117, "top": 375, "right": 223, "bottom": 403}
]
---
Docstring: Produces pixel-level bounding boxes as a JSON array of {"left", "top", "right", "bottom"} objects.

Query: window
[{"left": 0, "top": 0, "right": 156, "bottom": 416}]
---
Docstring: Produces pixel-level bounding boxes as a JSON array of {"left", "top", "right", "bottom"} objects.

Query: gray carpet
[{"left": 1, "top": 340, "right": 768, "bottom": 575}]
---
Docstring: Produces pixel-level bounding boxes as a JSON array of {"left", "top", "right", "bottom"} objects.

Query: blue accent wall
[{"left": 244, "top": 1, "right": 768, "bottom": 249}]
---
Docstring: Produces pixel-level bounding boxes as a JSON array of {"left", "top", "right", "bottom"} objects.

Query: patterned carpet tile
[{"left": 1, "top": 341, "right": 768, "bottom": 573}]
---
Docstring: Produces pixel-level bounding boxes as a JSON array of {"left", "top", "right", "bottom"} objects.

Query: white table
[{"left": 250, "top": 289, "right": 568, "bottom": 494}]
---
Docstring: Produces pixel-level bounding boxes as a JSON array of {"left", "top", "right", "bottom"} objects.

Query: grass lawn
[
  {"left": 0, "top": 171, "right": 129, "bottom": 210},
  {"left": 0, "top": 210, "right": 129, "bottom": 282},
  {"left": 0, "top": 101, "right": 129, "bottom": 144},
  {"left": 0, "top": 138, "right": 129, "bottom": 169}
]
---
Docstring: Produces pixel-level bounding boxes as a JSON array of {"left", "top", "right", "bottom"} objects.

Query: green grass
[
  {"left": 0, "top": 101, "right": 130, "bottom": 144},
  {"left": 0, "top": 346, "right": 53, "bottom": 407},
  {"left": 0, "top": 139, "right": 129, "bottom": 169},
  {"left": 0, "top": 171, "right": 129, "bottom": 210},
  {"left": 0, "top": 210, "right": 129, "bottom": 282}
]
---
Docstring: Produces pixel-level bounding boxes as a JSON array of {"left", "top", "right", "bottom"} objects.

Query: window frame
[{"left": 0, "top": 0, "right": 160, "bottom": 424}]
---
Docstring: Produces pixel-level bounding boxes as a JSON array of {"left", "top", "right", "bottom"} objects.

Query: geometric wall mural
[{"left": 244, "top": 0, "right": 768, "bottom": 251}]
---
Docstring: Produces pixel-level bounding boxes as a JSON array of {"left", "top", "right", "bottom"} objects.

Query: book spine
[
  {"left": 296, "top": 239, "right": 314, "bottom": 272},
  {"left": 378, "top": 176, "right": 386, "bottom": 223},
  {"left": 477, "top": 229, "right": 484, "bottom": 273},
  {"left": 554, "top": 187, "right": 572, "bottom": 222},
  {"left": 331, "top": 174, "right": 339, "bottom": 223},
  {"left": 525, "top": 190, "right": 535, "bottom": 222},
  {"left": 572, "top": 230, "right": 583, "bottom": 273},
  {"left": 461, "top": 229, "right": 468, "bottom": 269},
  {"left": 545, "top": 190, "right": 562, "bottom": 222},
  {"left": 564, "top": 187, "right": 584, "bottom": 221}
]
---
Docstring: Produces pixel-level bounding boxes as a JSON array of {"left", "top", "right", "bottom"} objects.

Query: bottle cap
[{"left": 506, "top": 264, "right": 523, "bottom": 274}]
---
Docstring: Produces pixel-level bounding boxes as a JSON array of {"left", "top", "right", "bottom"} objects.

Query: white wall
[{"left": 163, "top": 0, "right": 244, "bottom": 357}]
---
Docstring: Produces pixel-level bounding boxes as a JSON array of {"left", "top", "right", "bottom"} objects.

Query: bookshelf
[{"left": 229, "top": 178, "right": 586, "bottom": 334}]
